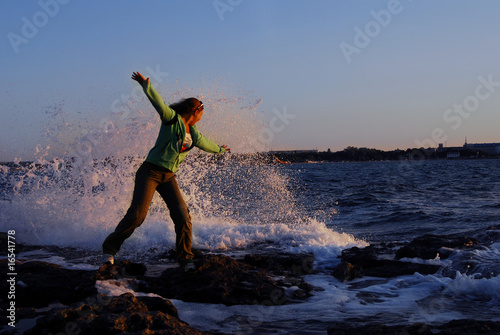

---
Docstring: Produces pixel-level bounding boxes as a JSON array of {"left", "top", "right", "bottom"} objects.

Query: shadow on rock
[
  {"left": 25, "top": 293, "right": 211, "bottom": 335},
  {"left": 96, "top": 260, "right": 148, "bottom": 280},
  {"left": 395, "top": 233, "right": 482, "bottom": 260},
  {"left": 0, "top": 260, "right": 97, "bottom": 309},
  {"left": 137, "top": 254, "right": 317, "bottom": 306},
  {"left": 333, "top": 244, "right": 441, "bottom": 282}
]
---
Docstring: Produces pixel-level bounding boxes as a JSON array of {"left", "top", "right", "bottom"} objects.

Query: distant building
[
  {"left": 437, "top": 143, "right": 463, "bottom": 154},
  {"left": 269, "top": 149, "right": 318, "bottom": 154},
  {"left": 438, "top": 139, "right": 500, "bottom": 156},
  {"left": 464, "top": 142, "right": 500, "bottom": 155}
]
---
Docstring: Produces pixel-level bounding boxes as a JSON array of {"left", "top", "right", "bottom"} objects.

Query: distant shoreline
[
  {"left": 267, "top": 146, "right": 500, "bottom": 164},
  {"left": 1, "top": 146, "right": 499, "bottom": 168}
]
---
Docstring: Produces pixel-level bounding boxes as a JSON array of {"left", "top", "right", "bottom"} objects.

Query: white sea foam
[
  {"left": 169, "top": 271, "right": 500, "bottom": 333},
  {"left": 95, "top": 279, "right": 138, "bottom": 297},
  {"left": 192, "top": 218, "right": 366, "bottom": 263},
  {"left": 446, "top": 272, "right": 500, "bottom": 299},
  {"left": 0, "top": 77, "right": 366, "bottom": 265}
]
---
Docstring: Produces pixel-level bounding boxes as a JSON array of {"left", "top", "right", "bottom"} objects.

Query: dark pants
[{"left": 102, "top": 162, "right": 194, "bottom": 264}]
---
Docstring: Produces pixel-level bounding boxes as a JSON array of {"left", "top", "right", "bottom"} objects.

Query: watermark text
[
  {"left": 340, "top": 0, "right": 406, "bottom": 64},
  {"left": 6, "top": 230, "right": 17, "bottom": 328},
  {"left": 7, "top": 0, "right": 71, "bottom": 54}
]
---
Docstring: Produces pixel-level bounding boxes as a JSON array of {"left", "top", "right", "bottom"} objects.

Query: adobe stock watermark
[
  {"left": 6, "top": 230, "right": 17, "bottom": 328},
  {"left": 414, "top": 74, "right": 499, "bottom": 149},
  {"left": 339, "top": 0, "right": 408, "bottom": 64},
  {"left": 213, "top": 0, "right": 243, "bottom": 22},
  {"left": 387, "top": 73, "right": 499, "bottom": 193},
  {"left": 240, "top": 106, "right": 296, "bottom": 153},
  {"left": 7, "top": 0, "right": 71, "bottom": 54}
]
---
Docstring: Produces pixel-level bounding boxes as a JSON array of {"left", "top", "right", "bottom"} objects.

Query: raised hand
[{"left": 131, "top": 72, "right": 149, "bottom": 87}]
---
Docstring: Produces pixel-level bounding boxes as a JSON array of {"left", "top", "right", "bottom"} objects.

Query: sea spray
[{"left": 0, "top": 77, "right": 366, "bottom": 258}]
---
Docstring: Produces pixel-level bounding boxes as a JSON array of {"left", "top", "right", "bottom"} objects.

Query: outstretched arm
[
  {"left": 132, "top": 71, "right": 175, "bottom": 122},
  {"left": 195, "top": 133, "right": 230, "bottom": 154}
]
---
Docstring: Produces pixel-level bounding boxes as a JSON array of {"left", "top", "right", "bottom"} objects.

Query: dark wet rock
[
  {"left": 333, "top": 231, "right": 494, "bottom": 282},
  {"left": 0, "top": 234, "right": 87, "bottom": 258},
  {"left": 137, "top": 254, "right": 288, "bottom": 305},
  {"left": 1, "top": 250, "right": 316, "bottom": 326},
  {"left": 395, "top": 233, "right": 482, "bottom": 260},
  {"left": 25, "top": 293, "right": 210, "bottom": 335},
  {"left": 0, "top": 251, "right": 320, "bottom": 334},
  {"left": 333, "top": 229, "right": 500, "bottom": 281},
  {"left": 0, "top": 260, "right": 97, "bottom": 309},
  {"left": 364, "top": 259, "right": 441, "bottom": 278},
  {"left": 241, "top": 252, "right": 315, "bottom": 276},
  {"left": 341, "top": 245, "right": 379, "bottom": 263},
  {"left": 483, "top": 224, "right": 500, "bottom": 242},
  {"left": 0, "top": 232, "right": 8, "bottom": 255},
  {"left": 327, "top": 319, "right": 500, "bottom": 334},
  {"left": 332, "top": 260, "right": 364, "bottom": 281},
  {"left": 437, "top": 319, "right": 500, "bottom": 335},
  {"left": 241, "top": 252, "right": 319, "bottom": 301},
  {"left": 96, "top": 260, "right": 148, "bottom": 280},
  {"left": 0, "top": 258, "right": 154, "bottom": 311},
  {"left": 0, "top": 232, "right": 30, "bottom": 255},
  {"left": 458, "top": 224, "right": 500, "bottom": 246},
  {"left": 139, "top": 295, "right": 179, "bottom": 318},
  {"left": 158, "top": 247, "right": 206, "bottom": 261},
  {"left": 333, "top": 245, "right": 441, "bottom": 281}
]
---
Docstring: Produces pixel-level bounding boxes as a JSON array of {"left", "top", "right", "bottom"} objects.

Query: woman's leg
[
  {"left": 156, "top": 175, "right": 194, "bottom": 265},
  {"left": 102, "top": 163, "right": 160, "bottom": 255}
]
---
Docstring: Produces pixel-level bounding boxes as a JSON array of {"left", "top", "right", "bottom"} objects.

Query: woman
[{"left": 102, "top": 72, "right": 229, "bottom": 269}]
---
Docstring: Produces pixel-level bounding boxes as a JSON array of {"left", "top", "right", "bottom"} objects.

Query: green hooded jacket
[{"left": 142, "top": 82, "right": 226, "bottom": 172}]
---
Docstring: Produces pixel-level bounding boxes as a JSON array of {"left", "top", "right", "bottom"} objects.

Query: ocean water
[
  {"left": 3, "top": 158, "right": 500, "bottom": 333},
  {"left": 2, "top": 81, "right": 500, "bottom": 333}
]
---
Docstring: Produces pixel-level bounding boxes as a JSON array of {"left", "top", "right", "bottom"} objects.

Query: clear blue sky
[{"left": 2, "top": 0, "right": 500, "bottom": 161}]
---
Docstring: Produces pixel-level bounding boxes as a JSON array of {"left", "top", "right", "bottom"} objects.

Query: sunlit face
[{"left": 192, "top": 101, "right": 204, "bottom": 123}]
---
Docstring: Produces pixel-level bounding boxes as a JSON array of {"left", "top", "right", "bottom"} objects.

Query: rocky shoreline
[
  {"left": 2, "top": 227, "right": 500, "bottom": 334},
  {"left": 1, "top": 249, "right": 318, "bottom": 334}
]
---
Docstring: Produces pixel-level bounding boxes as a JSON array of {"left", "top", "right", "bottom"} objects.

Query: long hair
[{"left": 169, "top": 97, "right": 199, "bottom": 116}]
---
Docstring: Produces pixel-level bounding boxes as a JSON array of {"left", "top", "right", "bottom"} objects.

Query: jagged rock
[
  {"left": 241, "top": 252, "right": 319, "bottom": 300},
  {"left": 137, "top": 254, "right": 287, "bottom": 305},
  {"left": 25, "top": 293, "right": 209, "bottom": 335},
  {"left": 365, "top": 259, "right": 440, "bottom": 278},
  {"left": 395, "top": 233, "right": 481, "bottom": 260},
  {"left": 333, "top": 230, "right": 497, "bottom": 281},
  {"left": 0, "top": 260, "right": 97, "bottom": 308},
  {"left": 139, "top": 295, "right": 179, "bottom": 319},
  {"left": 0, "top": 259, "right": 152, "bottom": 311},
  {"left": 332, "top": 260, "right": 364, "bottom": 282},
  {"left": 341, "top": 245, "right": 379, "bottom": 262},
  {"left": 242, "top": 252, "right": 315, "bottom": 276},
  {"left": 333, "top": 245, "right": 441, "bottom": 281}
]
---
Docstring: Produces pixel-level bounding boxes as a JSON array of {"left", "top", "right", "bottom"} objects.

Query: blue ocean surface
[
  {"left": 1, "top": 158, "right": 500, "bottom": 334},
  {"left": 290, "top": 159, "right": 500, "bottom": 242}
]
